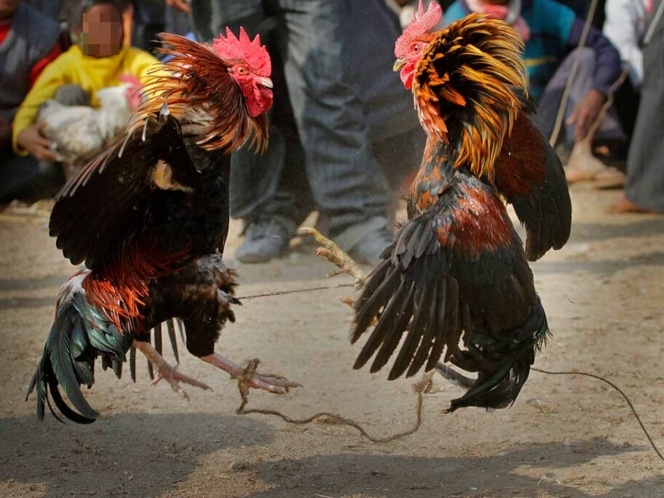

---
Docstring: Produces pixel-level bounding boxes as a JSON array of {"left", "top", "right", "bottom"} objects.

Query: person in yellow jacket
[{"left": 12, "top": 0, "right": 160, "bottom": 167}]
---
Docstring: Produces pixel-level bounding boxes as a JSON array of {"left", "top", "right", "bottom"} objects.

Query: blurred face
[
  {"left": 81, "top": 3, "right": 123, "bottom": 57},
  {"left": 0, "top": 0, "right": 21, "bottom": 19}
]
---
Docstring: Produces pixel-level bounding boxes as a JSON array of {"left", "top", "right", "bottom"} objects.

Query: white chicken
[{"left": 38, "top": 78, "right": 141, "bottom": 178}]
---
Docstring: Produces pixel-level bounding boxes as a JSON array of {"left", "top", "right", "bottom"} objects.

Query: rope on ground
[
  {"left": 234, "top": 359, "right": 428, "bottom": 444},
  {"left": 237, "top": 282, "right": 356, "bottom": 301},
  {"left": 531, "top": 367, "right": 664, "bottom": 462}
]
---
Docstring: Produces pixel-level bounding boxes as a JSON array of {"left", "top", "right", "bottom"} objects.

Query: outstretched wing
[
  {"left": 352, "top": 173, "right": 539, "bottom": 397},
  {"left": 494, "top": 112, "right": 572, "bottom": 261},
  {"left": 49, "top": 108, "right": 201, "bottom": 270}
]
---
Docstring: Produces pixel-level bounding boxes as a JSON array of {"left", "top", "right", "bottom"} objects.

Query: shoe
[
  {"left": 347, "top": 226, "right": 395, "bottom": 266},
  {"left": 235, "top": 216, "right": 296, "bottom": 263}
]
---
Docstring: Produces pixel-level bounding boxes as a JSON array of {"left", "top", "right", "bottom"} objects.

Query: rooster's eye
[
  {"left": 412, "top": 44, "right": 420, "bottom": 52},
  {"left": 236, "top": 66, "right": 248, "bottom": 76}
]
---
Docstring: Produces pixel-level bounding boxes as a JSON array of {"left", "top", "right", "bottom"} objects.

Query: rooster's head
[
  {"left": 394, "top": 0, "right": 443, "bottom": 89},
  {"left": 141, "top": 30, "right": 274, "bottom": 153},
  {"left": 213, "top": 27, "right": 273, "bottom": 118}
]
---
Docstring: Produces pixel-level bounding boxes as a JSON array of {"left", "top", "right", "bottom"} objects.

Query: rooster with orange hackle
[{"left": 312, "top": 2, "right": 571, "bottom": 412}]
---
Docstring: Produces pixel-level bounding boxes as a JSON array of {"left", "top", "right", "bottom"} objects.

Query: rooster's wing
[
  {"left": 353, "top": 172, "right": 547, "bottom": 410},
  {"left": 494, "top": 114, "right": 572, "bottom": 261},
  {"left": 49, "top": 108, "right": 201, "bottom": 270}
]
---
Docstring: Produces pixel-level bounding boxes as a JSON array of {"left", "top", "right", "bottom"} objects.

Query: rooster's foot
[
  {"left": 201, "top": 353, "right": 301, "bottom": 395},
  {"left": 298, "top": 227, "right": 368, "bottom": 287},
  {"left": 133, "top": 340, "right": 211, "bottom": 400}
]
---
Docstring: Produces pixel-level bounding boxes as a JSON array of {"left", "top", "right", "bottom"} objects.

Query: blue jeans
[{"left": 191, "top": 0, "right": 393, "bottom": 247}]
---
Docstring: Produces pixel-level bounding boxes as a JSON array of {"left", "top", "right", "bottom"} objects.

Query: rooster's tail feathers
[
  {"left": 26, "top": 293, "right": 132, "bottom": 423},
  {"left": 448, "top": 298, "right": 549, "bottom": 412}
]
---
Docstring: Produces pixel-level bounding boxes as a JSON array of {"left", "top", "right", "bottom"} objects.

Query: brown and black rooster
[
  {"left": 27, "top": 29, "right": 298, "bottom": 423},
  {"left": 348, "top": 3, "right": 572, "bottom": 412}
]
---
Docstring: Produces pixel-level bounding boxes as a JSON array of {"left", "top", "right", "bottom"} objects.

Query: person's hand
[
  {"left": 566, "top": 89, "right": 607, "bottom": 141},
  {"left": 166, "top": 0, "right": 191, "bottom": 14},
  {"left": 17, "top": 123, "right": 56, "bottom": 161}
]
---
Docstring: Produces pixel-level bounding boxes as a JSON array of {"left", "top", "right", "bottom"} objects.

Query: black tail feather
[
  {"left": 26, "top": 305, "right": 99, "bottom": 423},
  {"left": 448, "top": 298, "right": 549, "bottom": 412},
  {"left": 26, "top": 294, "right": 132, "bottom": 423}
]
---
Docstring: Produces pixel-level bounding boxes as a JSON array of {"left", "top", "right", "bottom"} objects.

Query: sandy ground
[{"left": 1, "top": 185, "right": 664, "bottom": 498}]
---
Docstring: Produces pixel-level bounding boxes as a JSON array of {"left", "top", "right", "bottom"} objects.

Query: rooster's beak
[
  {"left": 393, "top": 58, "right": 406, "bottom": 72},
  {"left": 256, "top": 77, "right": 273, "bottom": 89}
]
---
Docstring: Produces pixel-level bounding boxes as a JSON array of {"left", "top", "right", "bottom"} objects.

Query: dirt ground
[{"left": 1, "top": 185, "right": 664, "bottom": 498}]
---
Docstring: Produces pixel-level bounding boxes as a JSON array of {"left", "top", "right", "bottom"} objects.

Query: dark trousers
[
  {"left": 624, "top": 11, "right": 664, "bottom": 212},
  {"left": 192, "top": 0, "right": 394, "bottom": 248}
]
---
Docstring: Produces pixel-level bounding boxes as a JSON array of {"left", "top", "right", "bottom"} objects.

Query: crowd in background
[{"left": 1, "top": 0, "right": 663, "bottom": 264}]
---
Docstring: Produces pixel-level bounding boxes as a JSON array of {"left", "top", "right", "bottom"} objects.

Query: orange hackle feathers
[
  {"left": 395, "top": 0, "right": 443, "bottom": 58},
  {"left": 137, "top": 32, "right": 270, "bottom": 154},
  {"left": 412, "top": 14, "right": 528, "bottom": 181}
]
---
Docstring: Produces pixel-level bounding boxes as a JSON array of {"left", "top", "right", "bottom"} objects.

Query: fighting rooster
[
  {"left": 314, "top": 3, "right": 571, "bottom": 412},
  {"left": 27, "top": 29, "right": 298, "bottom": 423}
]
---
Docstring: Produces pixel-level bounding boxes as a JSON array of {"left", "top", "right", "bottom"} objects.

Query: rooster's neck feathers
[
  {"left": 137, "top": 33, "right": 269, "bottom": 154},
  {"left": 413, "top": 14, "right": 528, "bottom": 181}
]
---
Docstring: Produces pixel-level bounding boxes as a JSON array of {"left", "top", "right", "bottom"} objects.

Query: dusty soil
[{"left": 1, "top": 186, "right": 664, "bottom": 498}]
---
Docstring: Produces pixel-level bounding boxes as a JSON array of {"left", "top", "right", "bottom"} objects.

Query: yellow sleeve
[
  {"left": 12, "top": 55, "right": 72, "bottom": 155},
  {"left": 125, "top": 48, "right": 164, "bottom": 82}
]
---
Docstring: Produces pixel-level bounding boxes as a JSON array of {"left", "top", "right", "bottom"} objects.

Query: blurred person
[
  {"left": 24, "top": 0, "right": 62, "bottom": 20},
  {"left": 230, "top": 0, "right": 425, "bottom": 263},
  {"left": 609, "top": 0, "right": 664, "bottom": 213},
  {"left": 0, "top": 0, "right": 66, "bottom": 202},
  {"left": 10, "top": 0, "right": 160, "bottom": 198},
  {"left": 604, "top": 0, "right": 648, "bottom": 89},
  {"left": 172, "top": 0, "right": 407, "bottom": 265},
  {"left": 130, "top": 0, "right": 192, "bottom": 54},
  {"left": 444, "top": 0, "right": 624, "bottom": 183},
  {"left": 130, "top": 0, "right": 165, "bottom": 53},
  {"left": 603, "top": 0, "right": 649, "bottom": 142}
]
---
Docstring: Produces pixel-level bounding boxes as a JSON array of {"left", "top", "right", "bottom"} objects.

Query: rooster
[
  {"left": 38, "top": 75, "right": 142, "bottom": 176},
  {"left": 319, "top": 3, "right": 571, "bottom": 412},
  {"left": 27, "top": 28, "right": 298, "bottom": 423}
]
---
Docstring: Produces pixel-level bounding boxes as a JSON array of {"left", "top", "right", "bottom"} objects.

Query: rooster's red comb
[
  {"left": 213, "top": 26, "right": 271, "bottom": 77},
  {"left": 395, "top": 0, "right": 443, "bottom": 57}
]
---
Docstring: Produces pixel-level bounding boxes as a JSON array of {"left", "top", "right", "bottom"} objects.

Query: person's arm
[
  {"left": 12, "top": 56, "right": 70, "bottom": 158},
  {"left": 165, "top": 0, "right": 191, "bottom": 14},
  {"left": 603, "top": 0, "right": 643, "bottom": 87},
  {"left": 568, "top": 19, "right": 622, "bottom": 97},
  {"left": 565, "top": 19, "right": 622, "bottom": 140}
]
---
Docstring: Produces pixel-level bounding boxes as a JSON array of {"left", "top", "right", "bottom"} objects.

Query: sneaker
[
  {"left": 347, "top": 226, "right": 395, "bottom": 266},
  {"left": 235, "top": 216, "right": 296, "bottom": 263}
]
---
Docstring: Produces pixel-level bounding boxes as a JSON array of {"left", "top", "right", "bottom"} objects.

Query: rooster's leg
[
  {"left": 299, "top": 227, "right": 368, "bottom": 287},
  {"left": 200, "top": 353, "right": 301, "bottom": 395},
  {"left": 133, "top": 340, "right": 212, "bottom": 400}
]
